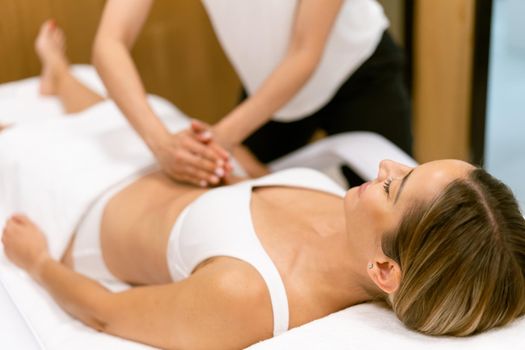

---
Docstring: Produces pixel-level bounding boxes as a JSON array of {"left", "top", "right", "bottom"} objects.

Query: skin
[
  {"left": 2, "top": 159, "right": 473, "bottom": 349},
  {"left": 92, "top": 0, "right": 344, "bottom": 186}
]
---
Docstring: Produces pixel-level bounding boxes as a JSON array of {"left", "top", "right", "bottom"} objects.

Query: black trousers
[{"left": 242, "top": 31, "right": 413, "bottom": 186}]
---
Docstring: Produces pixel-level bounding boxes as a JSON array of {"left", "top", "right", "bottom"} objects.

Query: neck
[{"left": 304, "top": 228, "right": 384, "bottom": 309}]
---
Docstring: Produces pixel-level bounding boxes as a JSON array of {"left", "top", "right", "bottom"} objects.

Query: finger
[
  {"left": 208, "top": 141, "right": 230, "bottom": 160},
  {"left": 190, "top": 119, "right": 211, "bottom": 134},
  {"left": 159, "top": 153, "right": 210, "bottom": 186},
  {"left": 184, "top": 164, "right": 220, "bottom": 185},
  {"left": 196, "top": 131, "right": 213, "bottom": 143},
  {"left": 175, "top": 152, "right": 221, "bottom": 184},
  {"left": 174, "top": 137, "right": 218, "bottom": 172},
  {"left": 184, "top": 129, "right": 229, "bottom": 161},
  {"left": 223, "top": 161, "right": 234, "bottom": 175},
  {"left": 11, "top": 213, "right": 28, "bottom": 223},
  {"left": 184, "top": 140, "right": 224, "bottom": 166},
  {"left": 190, "top": 120, "right": 213, "bottom": 142},
  {"left": 178, "top": 172, "right": 209, "bottom": 188}
]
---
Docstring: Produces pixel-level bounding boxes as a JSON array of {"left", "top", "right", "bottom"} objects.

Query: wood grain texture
[
  {"left": 413, "top": 0, "right": 475, "bottom": 162},
  {"left": 0, "top": 0, "right": 240, "bottom": 123}
]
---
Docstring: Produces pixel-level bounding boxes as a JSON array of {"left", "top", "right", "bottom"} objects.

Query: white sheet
[
  {"left": 0, "top": 96, "right": 189, "bottom": 260},
  {"left": 248, "top": 303, "right": 525, "bottom": 349},
  {"left": 1, "top": 66, "right": 524, "bottom": 350}
]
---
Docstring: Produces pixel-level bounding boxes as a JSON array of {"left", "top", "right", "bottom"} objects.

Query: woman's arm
[
  {"left": 231, "top": 145, "right": 270, "bottom": 179},
  {"left": 2, "top": 215, "right": 111, "bottom": 329},
  {"left": 213, "top": 0, "right": 344, "bottom": 149},
  {"left": 92, "top": 0, "right": 160, "bottom": 150},
  {"left": 93, "top": 0, "right": 229, "bottom": 187},
  {"left": 2, "top": 215, "right": 272, "bottom": 349}
]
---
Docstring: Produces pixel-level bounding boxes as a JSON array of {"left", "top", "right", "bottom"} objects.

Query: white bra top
[
  {"left": 201, "top": 0, "right": 388, "bottom": 121},
  {"left": 166, "top": 168, "right": 345, "bottom": 336}
]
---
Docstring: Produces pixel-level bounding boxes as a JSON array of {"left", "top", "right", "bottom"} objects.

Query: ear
[{"left": 367, "top": 257, "right": 401, "bottom": 295}]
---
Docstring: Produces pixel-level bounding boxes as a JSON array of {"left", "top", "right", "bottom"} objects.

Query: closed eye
[{"left": 383, "top": 177, "right": 393, "bottom": 196}]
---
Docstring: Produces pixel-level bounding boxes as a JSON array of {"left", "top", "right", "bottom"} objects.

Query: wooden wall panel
[
  {"left": 0, "top": 0, "right": 105, "bottom": 82},
  {"left": 413, "top": 0, "right": 476, "bottom": 162},
  {"left": 0, "top": 0, "right": 240, "bottom": 123}
]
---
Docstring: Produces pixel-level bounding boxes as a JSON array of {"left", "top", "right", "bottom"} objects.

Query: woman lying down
[{"left": 2, "top": 22, "right": 525, "bottom": 350}]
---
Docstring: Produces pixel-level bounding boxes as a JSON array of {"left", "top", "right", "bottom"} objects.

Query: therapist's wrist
[
  {"left": 212, "top": 123, "right": 242, "bottom": 151},
  {"left": 143, "top": 125, "right": 171, "bottom": 154}
]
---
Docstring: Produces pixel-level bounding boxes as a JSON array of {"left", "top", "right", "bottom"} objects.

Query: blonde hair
[{"left": 382, "top": 168, "right": 525, "bottom": 336}]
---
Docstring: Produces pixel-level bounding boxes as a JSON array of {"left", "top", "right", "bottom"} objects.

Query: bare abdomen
[{"left": 100, "top": 171, "right": 206, "bottom": 285}]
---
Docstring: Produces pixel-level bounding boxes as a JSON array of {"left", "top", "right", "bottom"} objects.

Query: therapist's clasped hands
[
  {"left": 150, "top": 120, "right": 232, "bottom": 187},
  {"left": 93, "top": 0, "right": 347, "bottom": 187}
]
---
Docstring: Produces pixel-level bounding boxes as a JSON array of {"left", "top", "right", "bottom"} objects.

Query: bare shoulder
[
  {"left": 103, "top": 257, "right": 274, "bottom": 349},
  {"left": 178, "top": 258, "right": 275, "bottom": 349},
  {"left": 194, "top": 258, "right": 274, "bottom": 327}
]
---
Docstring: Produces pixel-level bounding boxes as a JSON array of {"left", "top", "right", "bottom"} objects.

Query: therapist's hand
[{"left": 151, "top": 121, "right": 231, "bottom": 187}]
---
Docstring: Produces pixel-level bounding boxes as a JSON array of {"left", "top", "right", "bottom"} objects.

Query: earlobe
[{"left": 367, "top": 259, "right": 401, "bottom": 295}]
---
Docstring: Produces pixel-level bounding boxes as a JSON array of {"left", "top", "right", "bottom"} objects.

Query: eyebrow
[{"left": 394, "top": 170, "right": 414, "bottom": 204}]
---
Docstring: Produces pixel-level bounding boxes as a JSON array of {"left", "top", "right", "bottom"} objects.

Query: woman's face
[{"left": 344, "top": 159, "right": 474, "bottom": 263}]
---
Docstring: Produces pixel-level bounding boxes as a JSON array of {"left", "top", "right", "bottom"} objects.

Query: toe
[{"left": 11, "top": 214, "right": 28, "bottom": 225}]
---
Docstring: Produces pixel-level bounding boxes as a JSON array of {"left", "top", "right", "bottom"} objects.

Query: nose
[{"left": 377, "top": 159, "right": 412, "bottom": 180}]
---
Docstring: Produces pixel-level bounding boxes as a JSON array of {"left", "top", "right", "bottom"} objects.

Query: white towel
[{"left": 0, "top": 96, "right": 189, "bottom": 259}]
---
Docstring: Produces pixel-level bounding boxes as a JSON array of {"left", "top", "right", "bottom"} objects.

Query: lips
[{"left": 358, "top": 181, "right": 369, "bottom": 196}]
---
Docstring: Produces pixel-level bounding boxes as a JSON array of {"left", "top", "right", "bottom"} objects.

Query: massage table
[{"left": 0, "top": 66, "right": 523, "bottom": 349}]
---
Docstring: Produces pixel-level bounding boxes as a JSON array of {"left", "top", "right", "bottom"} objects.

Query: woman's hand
[
  {"left": 151, "top": 120, "right": 232, "bottom": 187},
  {"left": 2, "top": 214, "right": 50, "bottom": 277}
]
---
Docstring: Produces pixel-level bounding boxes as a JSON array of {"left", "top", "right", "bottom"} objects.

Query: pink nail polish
[{"left": 215, "top": 168, "right": 225, "bottom": 177}]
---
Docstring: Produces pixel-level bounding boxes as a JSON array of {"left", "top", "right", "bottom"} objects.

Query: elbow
[
  {"left": 287, "top": 39, "right": 324, "bottom": 77},
  {"left": 80, "top": 292, "right": 115, "bottom": 333},
  {"left": 82, "top": 315, "right": 109, "bottom": 333},
  {"left": 91, "top": 30, "right": 118, "bottom": 69},
  {"left": 289, "top": 47, "right": 322, "bottom": 79},
  {"left": 64, "top": 298, "right": 111, "bottom": 333}
]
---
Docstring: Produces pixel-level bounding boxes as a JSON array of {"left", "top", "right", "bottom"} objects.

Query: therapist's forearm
[
  {"left": 93, "top": 38, "right": 169, "bottom": 149},
  {"left": 215, "top": 50, "right": 319, "bottom": 146},
  {"left": 215, "top": 0, "right": 343, "bottom": 147}
]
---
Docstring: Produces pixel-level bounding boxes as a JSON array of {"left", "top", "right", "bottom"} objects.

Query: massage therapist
[{"left": 93, "top": 0, "right": 412, "bottom": 186}]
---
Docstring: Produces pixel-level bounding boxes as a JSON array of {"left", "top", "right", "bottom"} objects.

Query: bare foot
[
  {"left": 0, "top": 123, "right": 9, "bottom": 133},
  {"left": 35, "top": 20, "right": 69, "bottom": 96}
]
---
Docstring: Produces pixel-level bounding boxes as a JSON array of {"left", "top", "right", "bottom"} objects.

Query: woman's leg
[{"left": 36, "top": 20, "right": 104, "bottom": 114}]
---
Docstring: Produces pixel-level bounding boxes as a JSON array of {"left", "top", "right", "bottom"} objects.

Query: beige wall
[{"left": 0, "top": 0, "right": 240, "bottom": 123}]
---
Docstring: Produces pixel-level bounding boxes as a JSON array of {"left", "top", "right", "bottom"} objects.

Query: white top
[
  {"left": 167, "top": 168, "right": 345, "bottom": 336},
  {"left": 201, "top": 0, "right": 389, "bottom": 121}
]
